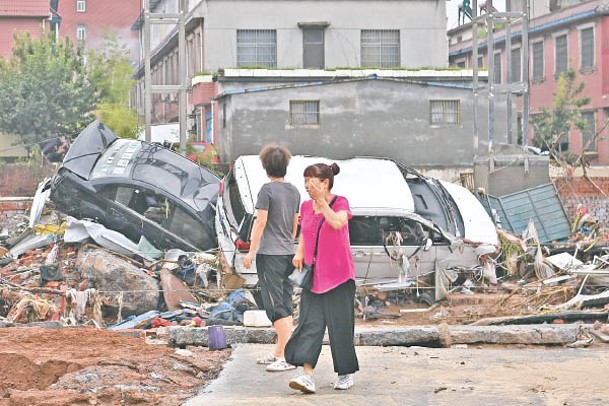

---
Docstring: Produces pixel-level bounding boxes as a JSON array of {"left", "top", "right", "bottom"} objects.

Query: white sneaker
[
  {"left": 334, "top": 374, "right": 354, "bottom": 390},
  {"left": 289, "top": 373, "right": 316, "bottom": 393},
  {"left": 266, "top": 358, "right": 296, "bottom": 372}
]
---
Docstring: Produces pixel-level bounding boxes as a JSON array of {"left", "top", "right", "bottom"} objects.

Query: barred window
[
  {"left": 77, "top": 0, "right": 86, "bottom": 12},
  {"left": 532, "top": 41, "right": 544, "bottom": 81},
  {"left": 555, "top": 34, "right": 568, "bottom": 75},
  {"left": 361, "top": 30, "right": 400, "bottom": 68},
  {"left": 493, "top": 52, "right": 502, "bottom": 84},
  {"left": 237, "top": 30, "right": 277, "bottom": 68},
  {"left": 581, "top": 27, "right": 594, "bottom": 70},
  {"left": 430, "top": 100, "right": 460, "bottom": 125},
  {"left": 510, "top": 47, "right": 521, "bottom": 83},
  {"left": 290, "top": 100, "right": 319, "bottom": 126}
]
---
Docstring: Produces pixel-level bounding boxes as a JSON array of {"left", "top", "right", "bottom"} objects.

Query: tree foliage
[
  {"left": 530, "top": 69, "right": 590, "bottom": 152},
  {"left": 0, "top": 32, "right": 97, "bottom": 145},
  {"left": 87, "top": 31, "right": 138, "bottom": 138}
]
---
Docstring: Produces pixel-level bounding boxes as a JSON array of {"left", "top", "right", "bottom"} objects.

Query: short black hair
[{"left": 259, "top": 144, "right": 291, "bottom": 177}]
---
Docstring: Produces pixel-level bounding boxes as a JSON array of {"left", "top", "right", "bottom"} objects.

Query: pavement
[
  {"left": 184, "top": 342, "right": 609, "bottom": 406},
  {"left": 176, "top": 322, "right": 609, "bottom": 405}
]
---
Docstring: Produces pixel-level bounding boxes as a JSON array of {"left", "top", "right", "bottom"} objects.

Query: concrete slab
[{"left": 184, "top": 343, "right": 609, "bottom": 405}]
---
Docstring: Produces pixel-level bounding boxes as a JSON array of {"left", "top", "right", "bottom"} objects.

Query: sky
[{"left": 446, "top": 0, "right": 507, "bottom": 31}]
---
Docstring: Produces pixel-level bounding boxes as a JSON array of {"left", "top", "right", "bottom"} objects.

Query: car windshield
[{"left": 349, "top": 216, "right": 435, "bottom": 246}]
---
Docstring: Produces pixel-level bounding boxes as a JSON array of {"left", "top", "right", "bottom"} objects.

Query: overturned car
[
  {"left": 215, "top": 155, "right": 499, "bottom": 297},
  {"left": 47, "top": 121, "right": 220, "bottom": 253}
]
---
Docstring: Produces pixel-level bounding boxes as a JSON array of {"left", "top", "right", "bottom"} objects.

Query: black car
[{"left": 48, "top": 121, "right": 220, "bottom": 253}]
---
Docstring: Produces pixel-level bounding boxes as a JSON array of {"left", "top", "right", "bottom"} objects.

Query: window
[
  {"left": 478, "top": 55, "right": 484, "bottom": 68},
  {"left": 510, "top": 47, "right": 521, "bottom": 82},
  {"left": 303, "top": 28, "right": 324, "bottom": 69},
  {"left": 581, "top": 111, "right": 596, "bottom": 151},
  {"left": 532, "top": 41, "right": 544, "bottom": 81},
  {"left": 430, "top": 100, "right": 460, "bottom": 125},
  {"left": 236, "top": 29, "right": 277, "bottom": 67},
  {"left": 290, "top": 100, "right": 320, "bottom": 126},
  {"left": 555, "top": 34, "right": 568, "bottom": 75},
  {"left": 76, "top": 0, "right": 86, "bottom": 12},
  {"left": 493, "top": 52, "right": 502, "bottom": 84},
  {"left": 456, "top": 59, "right": 466, "bottom": 68},
  {"left": 580, "top": 27, "right": 594, "bottom": 70},
  {"left": 361, "top": 30, "right": 400, "bottom": 68},
  {"left": 349, "top": 216, "right": 429, "bottom": 246},
  {"left": 77, "top": 24, "right": 86, "bottom": 41}
]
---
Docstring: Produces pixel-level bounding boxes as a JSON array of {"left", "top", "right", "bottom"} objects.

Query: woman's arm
[
  {"left": 243, "top": 209, "right": 268, "bottom": 269},
  {"left": 316, "top": 199, "right": 348, "bottom": 230},
  {"left": 292, "top": 233, "right": 305, "bottom": 270}
]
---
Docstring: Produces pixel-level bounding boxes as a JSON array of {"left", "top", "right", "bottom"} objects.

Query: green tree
[
  {"left": 530, "top": 69, "right": 590, "bottom": 153},
  {"left": 87, "top": 31, "right": 138, "bottom": 138},
  {"left": 0, "top": 32, "right": 97, "bottom": 145}
]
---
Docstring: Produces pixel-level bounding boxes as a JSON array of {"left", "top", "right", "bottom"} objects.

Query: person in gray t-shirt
[{"left": 244, "top": 144, "right": 300, "bottom": 372}]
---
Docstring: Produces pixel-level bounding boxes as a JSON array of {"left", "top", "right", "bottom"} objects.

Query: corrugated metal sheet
[{"left": 487, "top": 183, "right": 571, "bottom": 243}]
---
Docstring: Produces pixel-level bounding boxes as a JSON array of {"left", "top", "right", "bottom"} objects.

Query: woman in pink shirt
[{"left": 285, "top": 162, "right": 359, "bottom": 394}]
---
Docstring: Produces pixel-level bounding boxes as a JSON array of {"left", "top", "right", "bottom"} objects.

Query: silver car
[{"left": 215, "top": 155, "right": 498, "bottom": 297}]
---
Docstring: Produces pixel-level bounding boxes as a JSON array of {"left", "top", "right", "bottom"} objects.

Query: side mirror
[{"left": 423, "top": 238, "right": 433, "bottom": 251}]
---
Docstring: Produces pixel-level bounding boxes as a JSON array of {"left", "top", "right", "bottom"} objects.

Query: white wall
[{"left": 196, "top": 0, "right": 448, "bottom": 69}]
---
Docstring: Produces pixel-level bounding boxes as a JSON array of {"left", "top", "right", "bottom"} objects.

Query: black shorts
[{"left": 256, "top": 254, "right": 294, "bottom": 323}]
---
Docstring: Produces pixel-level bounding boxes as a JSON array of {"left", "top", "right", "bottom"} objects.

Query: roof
[
  {"left": 0, "top": 0, "right": 49, "bottom": 17},
  {"left": 234, "top": 155, "right": 415, "bottom": 217}
]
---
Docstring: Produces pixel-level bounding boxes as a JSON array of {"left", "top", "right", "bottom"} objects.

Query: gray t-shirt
[{"left": 255, "top": 181, "right": 300, "bottom": 255}]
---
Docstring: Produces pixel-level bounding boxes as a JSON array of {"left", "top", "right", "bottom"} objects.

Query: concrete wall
[
  {"left": 474, "top": 155, "right": 551, "bottom": 196},
  {"left": 197, "top": 0, "right": 448, "bottom": 69},
  {"left": 216, "top": 77, "right": 513, "bottom": 168}
]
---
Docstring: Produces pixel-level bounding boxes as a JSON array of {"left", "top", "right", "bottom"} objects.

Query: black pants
[
  {"left": 285, "top": 280, "right": 359, "bottom": 375},
  {"left": 256, "top": 254, "right": 294, "bottom": 323}
]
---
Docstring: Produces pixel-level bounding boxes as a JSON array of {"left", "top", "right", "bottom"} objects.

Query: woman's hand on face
[
  {"left": 292, "top": 254, "right": 303, "bottom": 271},
  {"left": 306, "top": 179, "right": 325, "bottom": 204}
]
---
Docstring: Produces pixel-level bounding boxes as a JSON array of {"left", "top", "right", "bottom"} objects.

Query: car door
[{"left": 215, "top": 168, "right": 254, "bottom": 276}]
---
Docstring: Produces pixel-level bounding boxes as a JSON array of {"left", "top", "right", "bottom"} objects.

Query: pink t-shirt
[{"left": 300, "top": 196, "right": 355, "bottom": 294}]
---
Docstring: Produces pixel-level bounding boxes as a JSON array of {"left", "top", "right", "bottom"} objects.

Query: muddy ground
[{"left": 0, "top": 327, "right": 229, "bottom": 406}]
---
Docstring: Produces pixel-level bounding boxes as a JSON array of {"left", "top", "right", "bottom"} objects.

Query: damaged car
[
  {"left": 47, "top": 121, "right": 220, "bottom": 253},
  {"left": 215, "top": 155, "right": 498, "bottom": 295}
]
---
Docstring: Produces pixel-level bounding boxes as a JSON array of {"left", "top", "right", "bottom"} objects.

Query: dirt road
[{"left": 0, "top": 327, "right": 229, "bottom": 405}]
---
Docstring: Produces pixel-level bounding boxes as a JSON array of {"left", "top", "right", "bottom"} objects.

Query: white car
[{"left": 215, "top": 155, "right": 498, "bottom": 298}]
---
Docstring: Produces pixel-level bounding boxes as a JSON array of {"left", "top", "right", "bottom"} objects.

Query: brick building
[
  {"left": 56, "top": 0, "right": 141, "bottom": 61},
  {"left": 0, "top": 0, "right": 56, "bottom": 59},
  {"left": 448, "top": 0, "right": 609, "bottom": 165}
]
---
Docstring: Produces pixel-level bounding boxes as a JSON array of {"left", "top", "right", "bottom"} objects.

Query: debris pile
[{"left": 0, "top": 211, "right": 259, "bottom": 330}]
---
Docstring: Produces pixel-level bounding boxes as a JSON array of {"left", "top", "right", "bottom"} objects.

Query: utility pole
[
  {"left": 471, "top": 0, "right": 529, "bottom": 173},
  {"left": 142, "top": 0, "right": 188, "bottom": 154}
]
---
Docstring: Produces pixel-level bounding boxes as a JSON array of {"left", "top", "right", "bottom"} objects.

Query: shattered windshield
[{"left": 90, "top": 139, "right": 143, "bottom": 179}]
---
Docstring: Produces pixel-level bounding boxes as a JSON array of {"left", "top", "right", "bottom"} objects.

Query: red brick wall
[
  {"left": 0, "top": 19, "right": 47, "bottom": 59},
  {"left": 0, "top": 162, "right": 55, "bottom": 198},
  {"left": 553, "top": 177, "right": 609, "bottom": 224},
  {"left": 57, "top": 0, "right": 141, "bottom": 60},
  {"left": 0, "top": 198, "right": 33, "bottom": 224}
]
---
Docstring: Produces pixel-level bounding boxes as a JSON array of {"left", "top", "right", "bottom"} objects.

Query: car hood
[
  {"left": 61, "top": 121, "right": 118, "bottom": 180},
  {"left": 440, "top": 181, "right": 498, "bottom": 246}
]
